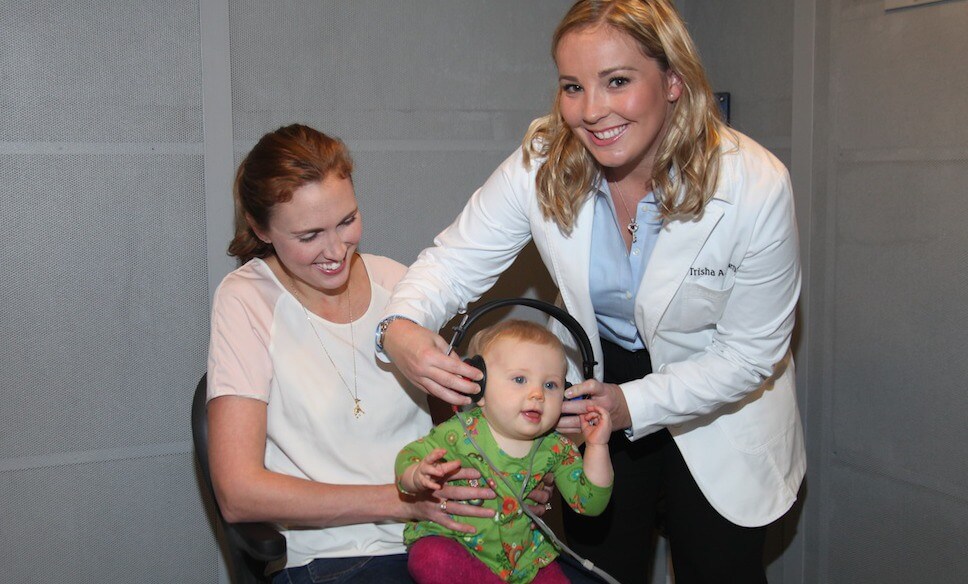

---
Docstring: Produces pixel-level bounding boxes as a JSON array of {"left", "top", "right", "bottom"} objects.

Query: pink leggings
[{"left": 408, "top": 536, "right": 570, "bottom": 583}]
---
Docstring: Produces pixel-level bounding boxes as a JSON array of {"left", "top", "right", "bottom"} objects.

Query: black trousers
[{"left": 562, "top": 340, "right": 768, "bottom": 584}]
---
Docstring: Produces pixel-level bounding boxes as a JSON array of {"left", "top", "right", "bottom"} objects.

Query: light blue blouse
[{"left": 589, "top": 181, "right": 663, "bottom": 351}]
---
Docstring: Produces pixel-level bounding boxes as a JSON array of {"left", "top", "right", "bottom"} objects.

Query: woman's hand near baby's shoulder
[{"left": 382, "top": 318, "right": 483, "bottom": 405}]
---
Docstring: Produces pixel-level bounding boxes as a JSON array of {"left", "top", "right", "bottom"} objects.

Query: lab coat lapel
[
  {"left": 544, "top": 200, "right": 595, "bottom": 324},
  {"left": 540, "top": 200, "right": 597, "bottom": 342}
]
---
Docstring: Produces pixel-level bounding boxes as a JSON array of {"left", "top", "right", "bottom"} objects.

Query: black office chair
[{"left": 192, "top": 374, "right": 286, "bottom": 583}]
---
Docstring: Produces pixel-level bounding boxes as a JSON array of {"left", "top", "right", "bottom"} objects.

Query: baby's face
[{"left": 480, "top": 337, "right": 566, "bottom": 448}]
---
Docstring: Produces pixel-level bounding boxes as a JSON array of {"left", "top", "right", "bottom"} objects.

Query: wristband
[{"left": 375, "top": 315, "right": 417, "bottom": 353}]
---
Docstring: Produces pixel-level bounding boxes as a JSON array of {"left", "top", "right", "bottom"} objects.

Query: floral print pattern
[{"left": 395, "top": 407, "right": 612, "bottom": 583}]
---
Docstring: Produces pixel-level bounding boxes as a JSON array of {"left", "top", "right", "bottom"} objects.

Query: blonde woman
[{"left": 379, "top": 1, "right": 804, "bottom": 582}]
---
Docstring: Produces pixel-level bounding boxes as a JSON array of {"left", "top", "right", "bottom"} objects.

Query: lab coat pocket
[{"left": 671, "top": 281, "right": 733, "bottom": 332}]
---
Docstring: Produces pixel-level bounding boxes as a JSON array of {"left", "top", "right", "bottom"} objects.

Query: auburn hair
[{"left": 227, "top": 124, "right": 353, "bottom": 264}]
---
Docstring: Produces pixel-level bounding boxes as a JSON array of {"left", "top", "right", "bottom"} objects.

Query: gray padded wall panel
[
  {"left": 813, "top": 0, "right": 968, "bottom": 581},
  {"left": 353, "top": 149, "right": 515, "bottom": 263},
  {"left": 831, "top": 161, "right": 968, "bottom": 488},
  {"left": 229, "top": 0, "right": 565, "bottom": 143},
  {"left": 0, "top": 155, "right": 208, "bottom": 457},
  {"left": 1, "top": 454, "right": 217, "bottom": 583},
  {"left": 834, "top": 2, "right": 968, "bottom": 151},
  {"left": 0, "top": 0, "right": 202, "bottom": 142},
  {"left": 680, "top": 0, "right": 794, "bottom": 167},
  {"left": 827, "top": 463, "right": 968, "bottom": 583},
  {"left": 832, "top": 160, "right": 968, "bottom": 487},
  {"left": 229, "top": 0, "right": 338, "bottom": 139},
  {"left": 1, "top": 1, "right": 212, "bottom": 581}
]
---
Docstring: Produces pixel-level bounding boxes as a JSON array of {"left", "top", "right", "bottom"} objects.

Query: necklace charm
[
  {"left": 611, "top": 180, "right": 642, "bottom": 248},
  {"left": 353, "top": 398, "right": 364, "bottom": 418}
]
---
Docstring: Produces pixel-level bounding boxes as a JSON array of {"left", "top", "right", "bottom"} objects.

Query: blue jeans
[{"left": 272, "top": 554, "right": 413, "bottom": 584}]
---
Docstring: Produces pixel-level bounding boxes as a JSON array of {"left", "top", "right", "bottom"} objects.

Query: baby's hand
[
  {"left": 410, "top": 448, "right": 462, "bottom": 492},
  {"left": 580, "top": 405, "right": 612, "bottom": 445}
]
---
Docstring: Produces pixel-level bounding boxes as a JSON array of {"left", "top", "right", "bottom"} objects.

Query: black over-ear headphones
[{"left": 446, "top": 298, "right": 597, "bottom": 403}]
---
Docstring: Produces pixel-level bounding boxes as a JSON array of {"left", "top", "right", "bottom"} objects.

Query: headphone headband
[{"left": 447, "top": 298, "right": 597, "bottom": 381}]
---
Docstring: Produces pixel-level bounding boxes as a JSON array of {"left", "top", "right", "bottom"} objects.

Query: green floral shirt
[{"left": 395, "top": 408, "right": 612, "bottom": 583}]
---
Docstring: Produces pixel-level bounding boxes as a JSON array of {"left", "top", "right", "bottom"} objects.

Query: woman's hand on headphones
[
  {"left": 558, "top": 379, "right": 632, "bottom": 432},
  {"left": 382, "top": 318, "right": 484, "bottom": 405}
]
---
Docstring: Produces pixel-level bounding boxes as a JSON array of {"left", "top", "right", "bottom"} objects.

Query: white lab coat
[{"left": 386, "top": 129, "right": 805, "bottom": 527}]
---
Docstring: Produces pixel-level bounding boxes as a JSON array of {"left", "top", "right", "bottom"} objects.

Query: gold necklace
[
  {"left": 610, "top": 180, "right": 639, "bottom": 244},
  {"left": 292, "top": 276, "right": 363, "bottom": 419}
]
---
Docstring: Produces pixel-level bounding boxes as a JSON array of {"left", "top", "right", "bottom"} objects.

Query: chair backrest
[
  {"left": 191, "top": 375, "right": 215, "bottom": 500},
  {"left": 192, "top": 374, "right": 285, "bottom": 584}
]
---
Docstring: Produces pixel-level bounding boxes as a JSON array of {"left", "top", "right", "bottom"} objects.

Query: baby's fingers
[
  {"left": 423, "top": 448, "right": 450, "bottom": 465},
  {"left": 417, "top": 470, "right": 448, "bottom": 491}
]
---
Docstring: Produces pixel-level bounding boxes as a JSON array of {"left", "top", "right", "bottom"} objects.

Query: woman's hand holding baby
[{"left": 401, "top": 449, "right": 497, "bottom": 534}]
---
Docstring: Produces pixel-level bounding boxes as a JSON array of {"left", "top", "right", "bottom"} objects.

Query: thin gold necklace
[
  {"left": 610, "top": 180, "right": 639, "bottom": 244},
  {"left": 291, "top": 274, "right": 363, "bottom": 419}
]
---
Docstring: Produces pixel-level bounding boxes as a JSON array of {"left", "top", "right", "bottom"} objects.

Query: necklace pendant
[
  {"left": 627, "top": 220, "right": 639, "bottom": 244},
  {"left": 295, "top": 275, "right": 362, "bottom": 420}
]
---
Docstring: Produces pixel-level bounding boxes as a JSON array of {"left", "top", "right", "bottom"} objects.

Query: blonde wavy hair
[{"left": 523, "top": 0, "right": 725, "bottom": 232}]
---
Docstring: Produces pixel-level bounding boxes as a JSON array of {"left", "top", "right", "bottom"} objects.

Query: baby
[{"left": 395, "top": 319, "right": 613, "bottom": 583}]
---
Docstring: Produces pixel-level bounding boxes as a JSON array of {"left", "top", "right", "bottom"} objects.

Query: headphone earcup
[
  {"left": 463, "top": 354, "right": 487, "bottom": 403},
  {"left": 563, "top": 380, "right": 590, "bottom": 401}
]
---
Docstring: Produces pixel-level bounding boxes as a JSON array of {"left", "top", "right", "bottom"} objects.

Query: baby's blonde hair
[{"left": 468, "top": 319, "right": 566, "bottom": 375}]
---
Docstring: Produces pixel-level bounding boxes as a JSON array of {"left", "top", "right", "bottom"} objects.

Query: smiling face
[
  {"left": 555, "top": 24, "right": 681, "bottom": 182},
  {"left": 479, "top": 337, "right": 567, "bottom": 457},
  {"left": 252, "top": 173, "right": 361, "bottom": 298}
]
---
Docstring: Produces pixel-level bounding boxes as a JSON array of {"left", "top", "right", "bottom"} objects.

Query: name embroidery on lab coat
[{"left": 689, "top": 264, "right": 738, "bottom": 277}]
